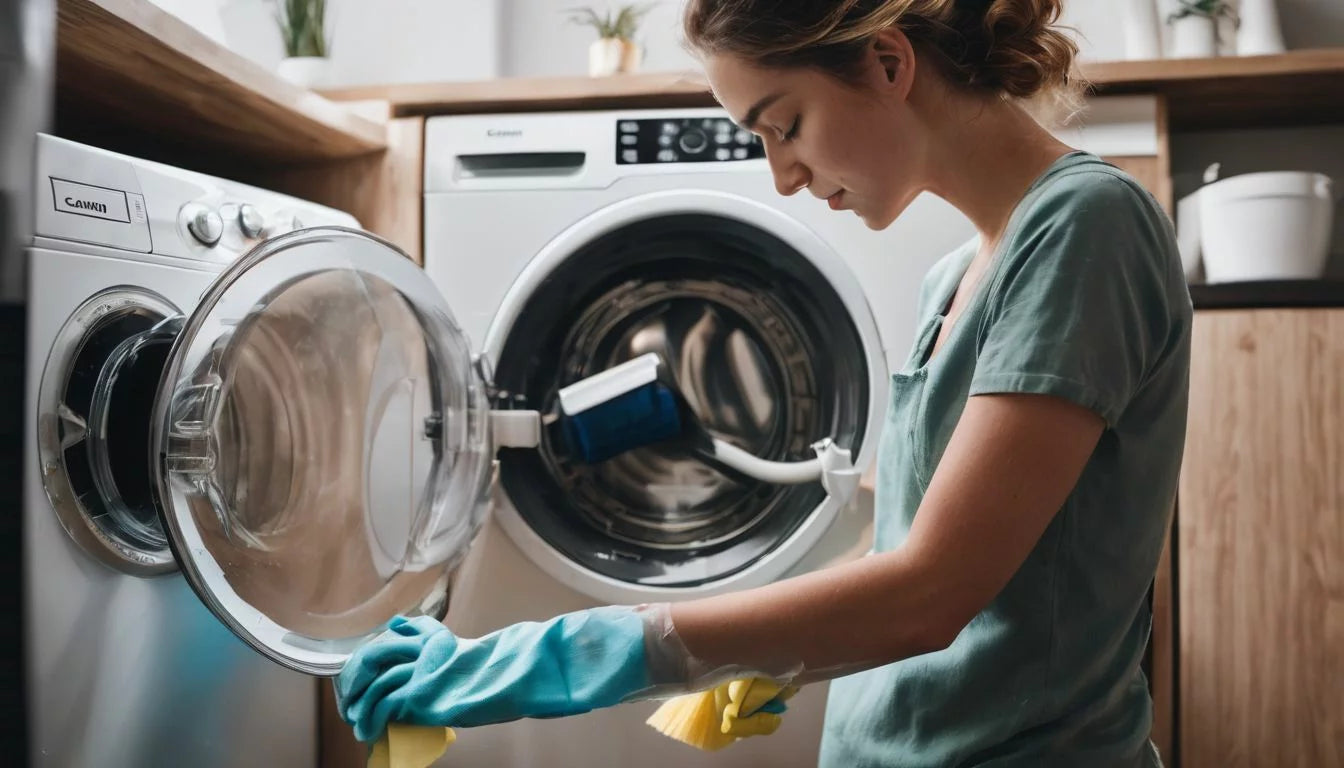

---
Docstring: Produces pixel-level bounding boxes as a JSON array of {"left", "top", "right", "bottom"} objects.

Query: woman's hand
[
  {"left": 335, "top": 608, "right": 653, "bottom": 742},
  {"left": 335, "top": 605, "right": 803, "bottom": 745}
]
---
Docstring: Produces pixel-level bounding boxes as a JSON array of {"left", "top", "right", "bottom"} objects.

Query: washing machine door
[{"left": 149, "top": 226, "right": 493, "bottom": 675}]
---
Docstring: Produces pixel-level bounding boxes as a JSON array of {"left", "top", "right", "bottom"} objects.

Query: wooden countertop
[
  {"left": 324, "top": 49, "right": 1344, "bottom": 131},
  {"left": 322, "top": 71, "right": 717, "bottom": 118}
]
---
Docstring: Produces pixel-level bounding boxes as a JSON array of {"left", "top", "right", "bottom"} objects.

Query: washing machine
[
  {"left": 15, "top": 135, "right": 516, "bottom": 766},
  {"left": 422, "top": 107, "right": 976, "bottom": 767}
]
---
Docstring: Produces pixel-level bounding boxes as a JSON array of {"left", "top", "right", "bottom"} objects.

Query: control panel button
[
  {"left": 236, "top": 203, "right": 265, "bottom": 238},
  {"left": 184, "top": 203, "right": 223, "bottom": 246},
  {"left": 613, "top": 116, "right": 765, "bottom": 164},
  {"left": 678, "top": 129, "right": 709, "bottom": 154}
]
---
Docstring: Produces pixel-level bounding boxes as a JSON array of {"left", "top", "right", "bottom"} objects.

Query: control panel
[
  {"left": 36, "top": 134, "right": 357, "bottom": 263},
  {"left": 615, "top": 116, "right": 764, "bottom": 165},
  {"left": 178, "top": 201, "right": 310, "bottom": 249}
]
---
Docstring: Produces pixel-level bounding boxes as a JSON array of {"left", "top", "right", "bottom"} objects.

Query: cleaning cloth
[{"left": 368, "top": 723, "right": 455, "bottom": 768}]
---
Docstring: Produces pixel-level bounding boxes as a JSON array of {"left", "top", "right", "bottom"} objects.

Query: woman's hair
[{"left": 684, "top": 0, "right": 1083, "bottom": 120}]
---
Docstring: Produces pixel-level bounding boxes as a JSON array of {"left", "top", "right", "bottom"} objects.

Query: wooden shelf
[
  {"left": 321, "top": 71, "right": 716, "bottom": 118},
  {"left": 326, "top": 49, "right": 1344, "bottom": 132},
  {"left": 1188, "top": 279, "right": 1344, "bottom": 310},
  {"left": 56, "top": 0, "right": 387, "bottom": 163},
  {"left": 1081, "top": 49, "right": 1344, "bottom": 131}
]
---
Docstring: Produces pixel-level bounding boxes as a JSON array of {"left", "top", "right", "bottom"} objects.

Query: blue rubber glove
[{"left": 336, "top": 608, "right": 652, "bottom": 742}]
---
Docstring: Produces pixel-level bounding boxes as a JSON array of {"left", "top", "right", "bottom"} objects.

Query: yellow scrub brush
[
  {"left": 646, "top": 677, "right": 799, "bottom": 751},
  {"left": 368, "top": 723, "right": 456, "bottom": 768}
]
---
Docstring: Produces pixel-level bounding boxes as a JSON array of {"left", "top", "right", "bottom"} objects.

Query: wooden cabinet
[{"left": 1178, "top": 308, "right": 1344, "bottom": 767}]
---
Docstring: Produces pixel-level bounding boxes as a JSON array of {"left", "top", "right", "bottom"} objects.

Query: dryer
[{"left": 422, "top": 107, "right": 975, "bottom": 767}]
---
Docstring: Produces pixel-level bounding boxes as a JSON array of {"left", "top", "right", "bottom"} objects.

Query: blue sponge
[{"left": 560, "top": 381, "right": 684, "bottom": 464}]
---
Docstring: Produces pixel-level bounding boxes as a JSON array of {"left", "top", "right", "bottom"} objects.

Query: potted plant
[
  {"left": 566, "top": 4, "right": 654, "bottom": 77},
  {"left": 273, "top": 0, "right": 331, "bottom": 88},
  {"left": 1167, "top": 0, "right": 1237, "bottom": 59}
]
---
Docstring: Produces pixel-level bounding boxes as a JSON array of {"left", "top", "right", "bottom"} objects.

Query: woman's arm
[
  {"left": 335, "top": 391, "right": 1106, "bottom": 741},
  {"left": 669, "top": 391, "right": 1105, "bottom": 677}
]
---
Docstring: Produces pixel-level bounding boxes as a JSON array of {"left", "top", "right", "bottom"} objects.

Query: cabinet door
[{"left": 1179, "top": 309, "right": 1344, "bottom": 767}]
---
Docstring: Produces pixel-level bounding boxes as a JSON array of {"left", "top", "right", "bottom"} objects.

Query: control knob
[
  {"left": 184, "top": 203, "right": 223, "bottom": 246},
  {"left": 237, "top": 204, "right": 265, "bottom": 238},
  {"left": 678, "top": 128, "right": 709, "bottom": 154}
]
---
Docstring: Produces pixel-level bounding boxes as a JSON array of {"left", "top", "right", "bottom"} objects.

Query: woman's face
[{"left": 704, "top": 35, "right": 925, "bottom": 230}]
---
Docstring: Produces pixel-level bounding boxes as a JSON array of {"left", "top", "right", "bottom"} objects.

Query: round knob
[
  {"left": 237, "top": 204, "right": 265, "bottom": 238},
  {"left": 185, "top": 204, "right": 223, "bottom": 246},
  {"left": 678, "top": 129, "right": 708, "bottom": 154}
]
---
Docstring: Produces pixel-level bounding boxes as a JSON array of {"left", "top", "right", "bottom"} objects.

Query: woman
[{"left": 336, "top": 1, "right": 1190, "bottom": 765}]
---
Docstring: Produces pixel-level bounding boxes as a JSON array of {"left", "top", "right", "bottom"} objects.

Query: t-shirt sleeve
[{"left": 969, "top": 172, "right": 1178, "bottom": 427}]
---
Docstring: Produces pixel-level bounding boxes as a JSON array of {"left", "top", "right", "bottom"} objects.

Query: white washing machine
[
  {"left": 16, "top": 135, "right": 514, "bottom": 766},
  {"left": 422, "top": 108, "right": 975, "bottom": 767}
]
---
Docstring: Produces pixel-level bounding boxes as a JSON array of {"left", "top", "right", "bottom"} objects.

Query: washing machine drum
[
  {"left": 38, "top": 227, "right": 493, "bottom": 675},
  {"left": 492, "top": 212, "right": 873, "bottom": 590}
]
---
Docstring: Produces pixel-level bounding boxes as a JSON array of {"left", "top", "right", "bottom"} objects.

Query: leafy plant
[
  {"left": 275, "top": 0, "right": 329, "bottom": 58},
  {"left": 1167, "top": 0, "right": 1239, "bottom": 24},
  {"left": 565, "top": 3, "right": 655, "bottom": 41}
]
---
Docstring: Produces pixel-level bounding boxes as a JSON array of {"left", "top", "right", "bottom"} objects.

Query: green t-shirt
[{"left": 819, "top": 152, "right": 1191, "bottom": 767}]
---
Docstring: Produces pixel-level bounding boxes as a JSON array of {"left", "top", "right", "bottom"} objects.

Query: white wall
[
  {"left": 500, "top": 0, "right": 696, "bottom": 78},
  {"left": 500, "top": 0, "right": 1344, "bottom": 78},
  {"left": 157, "top": 1, "right": 1344, "bottom": 84},
  {"left": 156, "top": 0, "right": 501, "bottom": 87}
]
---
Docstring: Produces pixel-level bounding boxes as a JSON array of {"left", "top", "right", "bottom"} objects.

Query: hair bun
[
  {"left": 968, "top": 0, "right": 1078, "bottom": 100},
  {"left": 684, "top": 0, "right": 1083, "bottom": 117}
]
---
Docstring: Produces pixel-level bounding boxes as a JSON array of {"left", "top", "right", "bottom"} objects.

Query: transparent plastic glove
[{"left": 336, "top": 609, "right": 651, "bottom": 742}]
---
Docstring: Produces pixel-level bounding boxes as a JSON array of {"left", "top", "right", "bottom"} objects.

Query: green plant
[
  {"left": 1167, "top": 0, "right": 1238, "bottom": 24},
  {"left": 275, "top": 0, "right": 329, "bottom": 58},
  {"left": 565, "top": 3, "right": 655, "bottom": 41}
]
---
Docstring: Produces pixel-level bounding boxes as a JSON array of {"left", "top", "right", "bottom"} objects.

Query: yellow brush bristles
[
  {"left": 646, "top": 678, "right": 796, "bottom": 751},
  {"left": 646, "top": 688, "right": 741, "bottom": 751}
]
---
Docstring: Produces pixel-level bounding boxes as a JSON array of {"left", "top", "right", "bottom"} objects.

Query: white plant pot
[
  {"left": 1199, "top": 171, "right": 1336, "bottom": 283},
  {"left": 1169, "top": 15, "right": 1218, "bottom": 58},
  {"left": 1238, "top": 0, "right": 1287, "bottom": 55},
  {"left": 1123, "top": 0, "right": 1162, "bottom": 60},
  {"left": 277, "top": 56, "right": 331, "bottom": 89},
  {"left": 588, "top": 37, "right": 641, "bottom": 77}
]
